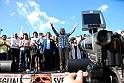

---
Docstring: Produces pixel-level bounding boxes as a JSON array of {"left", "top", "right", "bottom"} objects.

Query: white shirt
[
  {"left": 20, "top": 40, "right": 30, "bottom": 50},
  {"left": 31, "top": 37, "right": 39, "bottom": 45},
  {"left": 10, "top": 37, "right": 20, "bottom": 49},
  {"left": 46, "top": 39, "right": 50, "bottom": 49},
  {"left": 71, "top": 44, "right": 81, "bottom": 59}
]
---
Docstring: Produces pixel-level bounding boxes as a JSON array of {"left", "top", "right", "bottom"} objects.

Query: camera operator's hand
[{"left": 63, "top": 70, "right": 88, "bottom": 83}]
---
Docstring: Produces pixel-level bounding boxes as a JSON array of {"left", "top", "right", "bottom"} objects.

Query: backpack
[{"left": 30, "top": 44, "right": 39, "bottom": 56}]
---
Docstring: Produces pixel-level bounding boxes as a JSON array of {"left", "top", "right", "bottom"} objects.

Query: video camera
[{"left": 67, "top": 10, "right": 124, "bottom": 83}]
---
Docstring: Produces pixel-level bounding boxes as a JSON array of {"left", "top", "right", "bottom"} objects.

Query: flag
[
  {"left": 28, "top": 31, "right": 31, "bottom": 40},
  {"left": 20, "top": 26, "right": 23, "bottom": 39}
]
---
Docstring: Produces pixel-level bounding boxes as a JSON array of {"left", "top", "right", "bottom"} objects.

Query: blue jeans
[
  {"left": 19, "top": 50, "right": 29, "bottom": 69},
  {"left": 0, "top": 53, "right": 7, "bottom": 60}
]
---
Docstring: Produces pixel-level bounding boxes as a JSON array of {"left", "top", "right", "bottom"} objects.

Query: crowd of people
[
  {"left": 0, "top": 23, "right": 124, "bottom": 73},
  {"left": 0, "top": 23, "right": 88, "bottom": 72},
  {"left": 0, "top": 24, "right": 124, "bottom": 83}
]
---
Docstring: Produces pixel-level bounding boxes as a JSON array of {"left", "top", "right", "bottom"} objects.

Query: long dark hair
[{"left": 23, "top": 33, "right": 29, "bottom": 40}]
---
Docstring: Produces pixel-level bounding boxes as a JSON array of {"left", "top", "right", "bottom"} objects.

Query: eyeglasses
[{"left": 35, "top": 77, "right": 50, "bottom": 82}]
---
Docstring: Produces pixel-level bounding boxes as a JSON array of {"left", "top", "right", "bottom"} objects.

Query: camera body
[
  {"left": 67, "top": 10, "right": 124, "bottom": 83},
  {"left": 78, "top": 30, "right": 123, "bottom": 83}
]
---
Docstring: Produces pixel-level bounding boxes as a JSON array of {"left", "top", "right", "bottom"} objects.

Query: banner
[
  {"left": 51, "top": 73, "right": 69, "bottom": 83},
  {"left": 0, "top": 74, "right": 21, "bottom": 83},
  {"left": 0, "top": 72, "right": 123, "bottom": 83}
]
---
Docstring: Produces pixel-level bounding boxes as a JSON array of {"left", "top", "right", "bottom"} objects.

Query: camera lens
[
  {"left": 97, "top": 30, "right": 108, "bottom": 43},
  {"left": 98, "top": 32, "right": 107, "bottom": 42},
  {"left": 97, "top": 30, "right": 111, "bottom": 45}
]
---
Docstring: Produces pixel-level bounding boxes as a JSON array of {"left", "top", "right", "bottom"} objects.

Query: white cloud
[
  {"left": 16, "top": 2, "right": 28, "bottom": 15},
  {"left": 4, "top": 0, "right": 10, "bottom": 5},
  {"left": 28, "top": 0, "right": 40, "bottom": 8},
  {"left": 41, "top": 12, "right": 48, "bottom": 19},
  {"left": 10, "top": 12, "right": 15, "bottom": 17},
  {"left": 61, "top": 21, "right": 65, "bottom": 24},
  {"left": 97, "top": 4, "right": 109, "bottom": 12},
  {"left": 26, "top": 11, "right": 40, "bottom": 24},
  {"left": 71, "top": 16, "right": 75, "bottom": 19},
  {"left": 16, "top": 0, "right": 65, "bottom": 32},
  {"left": 16, "top": 2, "right": 23, "bottom": 7}
]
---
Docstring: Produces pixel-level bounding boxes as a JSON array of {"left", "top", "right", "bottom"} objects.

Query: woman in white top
[
  {"left": 10, "top": 33, "right": 20, "bottom": 70},
  {"left": 71, "top": 39, "right": 81, "bottom": 59},
  {"left": 30, "top": 31, "right": 40, "bottom": 70},
  {"left": 19, "top": 33, "right": 30, "bottom": 71}
]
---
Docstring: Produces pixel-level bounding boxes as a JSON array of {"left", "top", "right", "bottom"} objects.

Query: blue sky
[{"left": 0, "top": 0, "right": 124, "bottom": 38}]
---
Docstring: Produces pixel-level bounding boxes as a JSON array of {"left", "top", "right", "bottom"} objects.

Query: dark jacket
[{"left": 40, "top": 38, "right": 56, "bottom": 54}]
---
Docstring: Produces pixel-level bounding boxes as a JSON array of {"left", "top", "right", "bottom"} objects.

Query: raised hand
[
  {"left": 74, "top": 23, "right": 78, "bottom": 28},
  {"left": 50, "top": 22, "right": 54, "bottom": 29}
]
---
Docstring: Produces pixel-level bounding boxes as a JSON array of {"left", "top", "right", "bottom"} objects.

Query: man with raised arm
[{"left": 50, "top": 23, "right": 77, "bottom": 72}]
